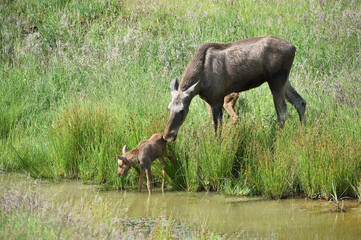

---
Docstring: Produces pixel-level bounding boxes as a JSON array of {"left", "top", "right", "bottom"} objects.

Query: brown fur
[
  {"left": 117, "top": 133, "right": 175, "bottom": 195},
  {"left": 164, "top": 36, "right": 306, "bottom": 142}
]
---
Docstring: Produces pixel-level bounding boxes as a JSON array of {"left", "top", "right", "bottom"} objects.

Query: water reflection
[{"left": 1, "top": 173, "right": 360, "bottom": 239}]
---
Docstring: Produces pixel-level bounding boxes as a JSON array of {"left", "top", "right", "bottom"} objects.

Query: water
[{"left": 1, "top": 173, "right": 361, "bottom": 239}]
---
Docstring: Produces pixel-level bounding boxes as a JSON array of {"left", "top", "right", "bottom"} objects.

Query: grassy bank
[{"left": 1, "top": 0, "right": 360, "bottom": 199}]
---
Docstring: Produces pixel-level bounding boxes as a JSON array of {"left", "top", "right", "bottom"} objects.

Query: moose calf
[{"left": 117, "top": 133, "right": 174, "bottom": 195}]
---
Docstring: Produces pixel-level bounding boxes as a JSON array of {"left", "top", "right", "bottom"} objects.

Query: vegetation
[{"left": 1, "top": 0, "right": 360, "bottom": 199}]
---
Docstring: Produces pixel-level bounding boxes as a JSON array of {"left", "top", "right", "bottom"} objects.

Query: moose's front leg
[
  {"left": 211, "top": 104, "right": 223, "bottom": 133},
  {"left": 145, "top": 168, "right": 152, "bottom": 195},
  {"left": 138, "top": 168, "right": 145, "bottom": 192}
]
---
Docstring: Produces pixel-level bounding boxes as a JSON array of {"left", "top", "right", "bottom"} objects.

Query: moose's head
[
  {"left": 163, "top": 77, "right": 199, "bottom": 142},
  {"left": 116, "top": 145, "right": 131, "bottom": 176}
]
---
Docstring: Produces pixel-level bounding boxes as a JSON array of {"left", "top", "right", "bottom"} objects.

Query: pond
[{"left": 1, "top": 173, "right": 360, "bottom": 239}]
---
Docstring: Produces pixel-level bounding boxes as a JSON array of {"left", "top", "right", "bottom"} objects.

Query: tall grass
[{"left": 1, "top": 0, "right": 360, "bottom": 199}]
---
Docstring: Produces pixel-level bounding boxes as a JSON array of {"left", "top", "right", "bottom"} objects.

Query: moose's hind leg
[
  {"left": 285, "top": 82, "right": 306, "bottom": 123},
  {"left": 268, "top": 74, "right": 289, "bottom": 128}
]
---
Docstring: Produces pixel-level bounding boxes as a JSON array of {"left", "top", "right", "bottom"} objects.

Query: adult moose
[{"left": 164, "top": 36, "right": 306, "bottom": 142}]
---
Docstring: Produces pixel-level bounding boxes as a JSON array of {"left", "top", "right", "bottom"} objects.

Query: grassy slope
[{"left": 0, "top": 0, "right": 360, "bottom": 199}]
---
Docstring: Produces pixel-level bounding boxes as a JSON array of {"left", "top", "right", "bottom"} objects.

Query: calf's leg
[
  {"left": 145, "top": 168, "right": 152, "bottom": 195},
  {"left": 223, "top": 93, "right": 239, "bottom": 122},
  {"left": 158, "top": 156, "right": 168, "bottom": 193},
  {"left": 138, "top": 168, "right": 145, "bottom": 192},
  {"left": 157, "top": 156, "right": 168, "bottom": 167},
  {"left": 165, "top": 151, "right": 175, "bottom": 165},
  {"left": 161, "top": 168, "right": 166, "bottom": 193}
]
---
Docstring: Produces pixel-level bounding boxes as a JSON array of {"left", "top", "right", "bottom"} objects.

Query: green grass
[{"left": 1, "top": 0, "right": 360, "bottom": 199}]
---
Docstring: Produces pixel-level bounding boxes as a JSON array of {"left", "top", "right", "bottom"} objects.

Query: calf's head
[
  {"left": 116, "top": 145, "right": 131, "bottom": 176},
  {"left": 164, "top": 77, "right": 199, "bottom": 142}
]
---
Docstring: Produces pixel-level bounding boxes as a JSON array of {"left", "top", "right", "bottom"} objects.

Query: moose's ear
[
  {"left": 117, "top": 155, "right": 129, "bottom": 165},
  {"left": 183, "top": 80, "right": 199, "bottom": 98},
  {"left": 122, "top": 145, "right": 128, "bottom": 154},
  {"left": 170, "top": 77, "right": 179, "bottom": 91},
  {"left": 170, "top": 77, "right": 179, "bottom": 100}
]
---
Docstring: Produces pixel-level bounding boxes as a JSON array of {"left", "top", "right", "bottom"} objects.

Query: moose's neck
[
  {"left": 130, "top": 156, "right": 140, "bottom": 166},
  {"left": 124, "top": 152, "right": 140, "bottom": 166}
]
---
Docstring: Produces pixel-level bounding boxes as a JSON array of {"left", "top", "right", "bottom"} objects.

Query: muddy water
[{"left": 1, "top": 173, "right": 361, "bottom": 239}]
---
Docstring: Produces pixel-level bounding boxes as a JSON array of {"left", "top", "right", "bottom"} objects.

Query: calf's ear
[
  {"left": 122, "top": 145, "right": 128, "bottom": 154},
  {"left": 117, "top": 155, "right": 129, "bottom": 165}
]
